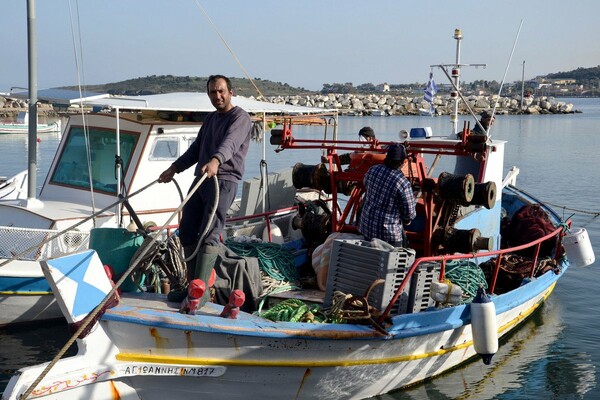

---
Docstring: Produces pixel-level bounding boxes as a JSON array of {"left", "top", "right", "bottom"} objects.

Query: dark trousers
[{"left": 178, "top": 177, "right": 238, "bottom": 247}]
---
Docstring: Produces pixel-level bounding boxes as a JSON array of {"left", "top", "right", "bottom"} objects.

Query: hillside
[
  {"left": 545, "top": 65, "right": 600, "bottom": 85},
  {"left": 68, "top": 65, "right": 600, "bottom": 97},
  {"left": 75, "top": 75, "right": 315, "bottom": 97}
]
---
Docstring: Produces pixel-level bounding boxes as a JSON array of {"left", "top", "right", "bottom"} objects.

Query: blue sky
[{"left": 2, "top": 0, "right": 599, "bottom": 94}]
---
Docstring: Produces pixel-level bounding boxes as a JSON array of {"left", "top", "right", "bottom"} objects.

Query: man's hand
[
  {"left": 158, "top": 165, "right": 177, "bottom": 183},
  {"left": 201, "top": 157, "right": 220, "bottom": 178}
]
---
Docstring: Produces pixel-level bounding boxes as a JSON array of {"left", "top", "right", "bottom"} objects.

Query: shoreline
[
  {"left": 264, "top": 93, "right": 580, "bottom": 116},
  {"left": 0, "top": 93, "right": 582, "bottom": 119}
]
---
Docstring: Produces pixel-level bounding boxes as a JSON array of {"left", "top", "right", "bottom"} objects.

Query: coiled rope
[
  {"left": 224, "top": 238, "right": 299, "bottom": 284},
  {"left": 19, "top": 174, "right": 212, "bottom": 400},
  {"left": 445, "top": 260, "right": 488, "bottom": 304},
  {"left": 129, "top": 234, "right": 188, "bottom": 292}
]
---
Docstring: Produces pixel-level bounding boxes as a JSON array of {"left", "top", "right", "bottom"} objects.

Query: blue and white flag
[
  {"left": 41, "top": 250, "right": 113, "bottom": 323},
  {"left": 424, "top": 73, "right": 438, "bottom": 113}
]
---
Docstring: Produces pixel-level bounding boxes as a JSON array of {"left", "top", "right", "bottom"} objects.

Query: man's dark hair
[{"left": 207, "top": 75, "right": 232, "bottom": 92}]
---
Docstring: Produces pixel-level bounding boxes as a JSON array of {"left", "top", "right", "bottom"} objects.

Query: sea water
[{"left": 1, "top": 98, "right": 599, "bottom": 399}]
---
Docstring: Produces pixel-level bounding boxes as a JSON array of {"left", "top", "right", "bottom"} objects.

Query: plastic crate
[
  {"left": 407, "top": 262, "right": 440, "bottom": 313},
  {"left": 323, "top": 239, "right": 417, "bottom": 315}
]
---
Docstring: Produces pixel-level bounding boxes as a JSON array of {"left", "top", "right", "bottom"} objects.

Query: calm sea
[{"left": 1, "top": 98, "right": 599, "bottom": 399}]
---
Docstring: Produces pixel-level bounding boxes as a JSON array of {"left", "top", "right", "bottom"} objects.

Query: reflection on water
[
  {"left": 380, "top": 300, "right": 595, "bottom": 399},
  {"left": 0, "top": 322, "right": 77, "bottom": 390},
  {"left": 0, "top": 101, "right": 599, "bottom": 397}
]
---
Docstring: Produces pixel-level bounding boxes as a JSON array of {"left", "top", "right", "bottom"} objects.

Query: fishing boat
[
  {"left": 3, "top": 28, "right": 596, "bottom": 400},
  {"left": 0, "top": 171, "right": 28, "bottom": 201},
  {"left": 0, "top": 111, "right": 61, "bottom": 134},
  {"left": 2, "top": 82, "right": 597, "bottom": 399},
  {"left": 3, "top": 107, "right": 596, "bottom": 399},
  {"left": 0, "top": 91, "right": 327, "bottom": 327}
]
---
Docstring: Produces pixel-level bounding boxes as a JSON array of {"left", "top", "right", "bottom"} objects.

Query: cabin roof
[{"left": 11, "top": 89, "right": 330, "bottom": 114}]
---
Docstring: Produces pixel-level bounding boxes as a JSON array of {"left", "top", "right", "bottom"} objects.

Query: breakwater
[
  {"left": 265, "top": 94, "right": 578, "bottom": 116},
  {"left": 0, "top": 96, "right": 56, "bottom": 118},
  {"left": 1, "top": 93, "right": 578, "bottom": 118}
]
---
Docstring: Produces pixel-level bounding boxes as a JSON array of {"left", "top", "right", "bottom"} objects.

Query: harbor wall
[
  {"left": 0, "top": 93, "right": 578, "bottom": 118},
  {"left": 264, "top": 94, "right": 577, "bottom": 116}
]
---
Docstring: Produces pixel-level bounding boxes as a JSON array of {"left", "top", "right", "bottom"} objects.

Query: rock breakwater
[
  {"left": 1, "top": 93, "right": 578, "bottom": 118},
  {"left": 265, "top": 93, "right": 578, "bottom": 116}
]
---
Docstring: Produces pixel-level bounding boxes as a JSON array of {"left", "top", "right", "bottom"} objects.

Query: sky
[{"left": 2, "top": 0, "right": 599, "bottom": 94}]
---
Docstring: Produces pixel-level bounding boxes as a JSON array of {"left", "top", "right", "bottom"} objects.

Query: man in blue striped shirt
[{"left": 358, "top": 143, "right": 416, "bottom": 247}]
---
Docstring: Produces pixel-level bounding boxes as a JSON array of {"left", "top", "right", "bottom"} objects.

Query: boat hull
[
  {"left": 0, "top": 262, "right": 63, "bottom": 327},
  {"left": 3, "top": 266, "right": 561, "bottom": 400},
  {"left": 0, "top": 293, "right": 62, "bottom": 327},
  {"left": 0, "top": 122, "right": 61, "bottom": 134}
]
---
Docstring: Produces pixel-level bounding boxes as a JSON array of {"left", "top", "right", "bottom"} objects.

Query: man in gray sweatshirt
[{"left": 158, "top": 74, "right": 252, "bottom": 304}]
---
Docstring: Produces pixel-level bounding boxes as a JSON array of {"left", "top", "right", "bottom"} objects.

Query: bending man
[{"left": 358, "top": 143, "right": 416, "bottom": 247}]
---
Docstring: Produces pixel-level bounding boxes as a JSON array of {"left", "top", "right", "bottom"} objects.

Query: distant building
[{"left": 551, "top": 78, "right": 577, "bottom": 85}]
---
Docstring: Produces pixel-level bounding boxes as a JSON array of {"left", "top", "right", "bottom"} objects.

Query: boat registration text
[{"left": 119, "top": 364, "right": 226, "bottom": 377}]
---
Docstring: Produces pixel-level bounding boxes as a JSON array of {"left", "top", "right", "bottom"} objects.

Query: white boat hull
[
  {"left": 3, "top": 271, "right": 559, "bottom": 399},
  {"left": 0, "top": 293, "right": 62, "bottom": 327},
  {"left": 0, "top": 121, "right": 61, "bottom": 134}
]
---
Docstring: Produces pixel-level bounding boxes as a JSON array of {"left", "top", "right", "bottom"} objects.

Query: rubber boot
[
  {"left": 192, "top": 245, "right": 220, "bottom": 307},
  {"left": 167, "top": 243, "right": 199, "bottom": 303}
]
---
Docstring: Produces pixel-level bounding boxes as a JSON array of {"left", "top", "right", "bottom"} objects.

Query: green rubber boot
[
  {"left": 167, "top": 243, "right": 199, "bottom": 303},
  {"left": 193, "top": 245, "right": 220, "bottom": 307}
]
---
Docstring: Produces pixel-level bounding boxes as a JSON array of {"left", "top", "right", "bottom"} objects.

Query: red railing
[{"left": 378, "top": 223, "right": 568, "bottom": 323}]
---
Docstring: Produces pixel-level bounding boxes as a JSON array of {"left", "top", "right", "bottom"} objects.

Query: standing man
[
  {"left": 358, "top": 126, "right": 376, "bottom": 143},
  {"left": 471, "top": 110, "right": 495, "bottom": 135},
  {"left": 358, "top": 143, "right": 416, "bottom": 247},
  {"left": 159, "top": 75, "right": 252, "bottom": 305}
]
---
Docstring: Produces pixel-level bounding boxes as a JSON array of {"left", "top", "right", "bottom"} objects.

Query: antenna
[{"left": 431, "top": 29, "right": 486, "bottom": 136}]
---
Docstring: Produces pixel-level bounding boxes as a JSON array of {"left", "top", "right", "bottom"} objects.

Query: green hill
[
  {"left": 545, "top": 65, "right": 600, "bottom": 85},
  {"left": 68, "top": 65, "right": 600, "bottom": 97},
  {"left": 74, "top": 75, "right": 315, "bottom": 97}
]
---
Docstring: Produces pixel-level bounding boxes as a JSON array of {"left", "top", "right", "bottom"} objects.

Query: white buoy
[
  {"left": 470, "top": 287, "right": 498, "bottom": 365},
  {"left": 563, "top": 227, "right": 595, "bottom": 267},
  {"left": 262, "top": 223, "right": 284, "bottom": 244}
]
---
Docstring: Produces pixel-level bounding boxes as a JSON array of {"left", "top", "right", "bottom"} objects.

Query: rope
[
  {"left": 129, "top": 234, "right": 188, "bottom": 292},
  {"left": 183, "top": 176, "right": 220, "bottom": 263},
  {"left": 19, "top": 174, "right": 211, "bottom": 400},
  {"left": 224, "top": 238, "right": 299, "bottom": 284},
  {"left": 505, "top": 185, "right": 600, "bottom": 219},
  {"left": 193, "top": 0, "right": 265, "bottom": 100},
  {"left": 445, "top": 260, "right": 488, "bottom": 304},
  {"left": 0, "top": 179, "right": 159, "bottom": 269},
  {"left": 540, "top": 201, "right": 600, "bottom": 217}
]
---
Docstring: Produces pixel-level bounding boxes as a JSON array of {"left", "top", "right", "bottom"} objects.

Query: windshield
[{"left": 50, "top": 126, "right": 138, "bottom": 194}]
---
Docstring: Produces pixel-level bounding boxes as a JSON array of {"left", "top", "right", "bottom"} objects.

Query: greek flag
[{"left": 424, "top": 73, "right": 437, "bottom": 113}]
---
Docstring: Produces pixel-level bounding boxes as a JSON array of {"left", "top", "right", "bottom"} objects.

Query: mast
[
  {"left": 520, "top": 60, "right": 525, "bottom": 111},
  {"left": 431, "top": 29, "right": 486, "bottom": 137},
  {"left": 450, "top": 28, "right": 462, "bottom": 135},
  {"left": 26, "top": 0, "right": 38, "bottom": 203}
]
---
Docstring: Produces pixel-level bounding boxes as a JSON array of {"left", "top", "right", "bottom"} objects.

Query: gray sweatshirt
[{"left": 173, "top": 106, "right": 252, "bottom": 182}]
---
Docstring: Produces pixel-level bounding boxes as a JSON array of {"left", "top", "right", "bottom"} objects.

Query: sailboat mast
[{"left": 27, "top": 0, "right": 38, "bottom": 201}]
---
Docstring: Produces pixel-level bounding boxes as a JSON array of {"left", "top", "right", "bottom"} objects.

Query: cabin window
[
  {"left": 187, "top": 137, "right": 196, "bottom": 149},
  {"left": 50, "top": 126, "right": 138, "bottom": 193},
  {"left": 149, "top": 137, "right": 180, "bottom": 160}
]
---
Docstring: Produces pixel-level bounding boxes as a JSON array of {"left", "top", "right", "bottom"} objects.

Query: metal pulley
[
  {"left": 471, "top": 181, "right": 497, "bottom": 209},
  {"left": 443, "top": 227, "right": 493, "bottom": 253},
  {"left": 437, "top": 172, "right": 475, "bottom": 203},
  {"left": 292, "top": 163, "right": 332, "bottom": 193}
]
